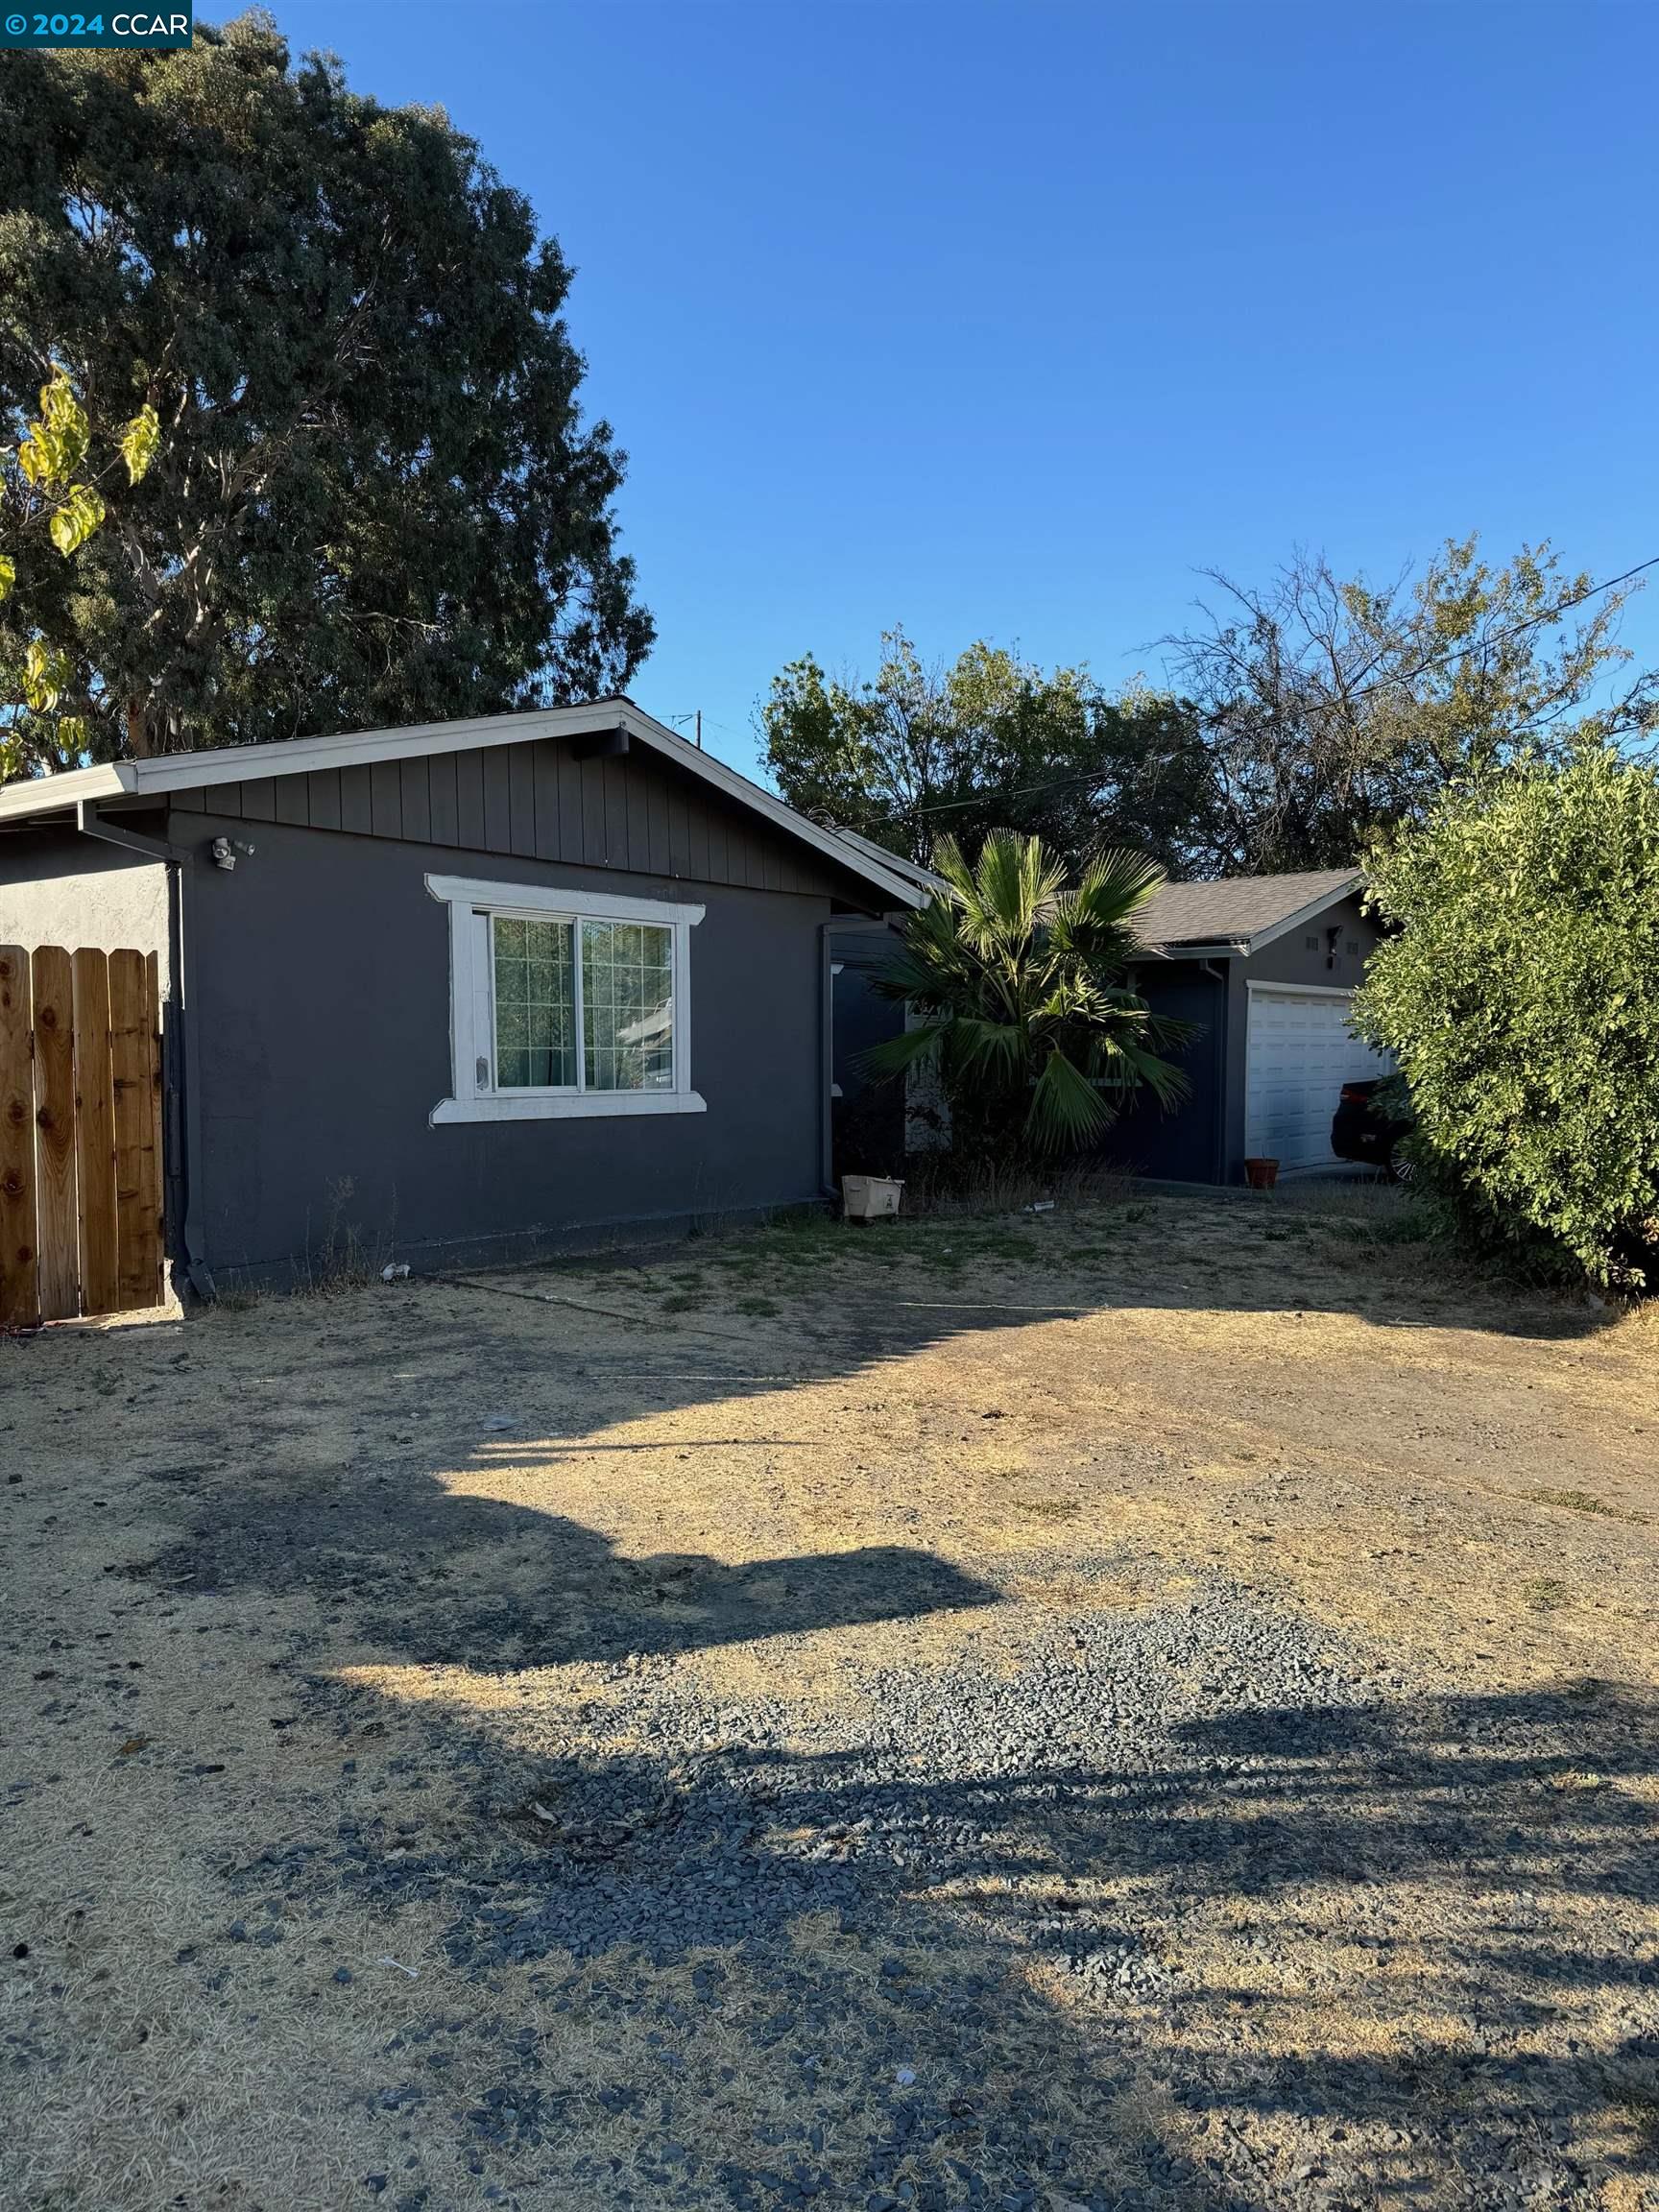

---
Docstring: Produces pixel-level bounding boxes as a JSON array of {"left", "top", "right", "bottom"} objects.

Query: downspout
[
  {"left": 1198, "top": 958, "right": 1231, "bottom": 1186},
  {"left": 818, "top": 919, "right": 838, "bottom": 1197},
  {"left": 74, "top": 803, "right": 215, "bottom": 1302}
]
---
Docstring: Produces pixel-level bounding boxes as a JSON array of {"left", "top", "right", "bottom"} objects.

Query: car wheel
[{"left": 1388, "top": 1146, "right": 1415, "bottom": 1185}]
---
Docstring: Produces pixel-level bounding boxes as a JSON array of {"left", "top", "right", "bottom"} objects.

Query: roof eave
[
  {"left": 0, "top": 700, "right": 925, "bottom": 914},
  {"left": 1241, "top": 871, "right": 1366, "bottom": 953},
  {"left": 1139, "top": 937, "right": 1252, "bottom": 959},
  {"left": 0, "top": 761, "right": 132, "bottom": 824},
  {"left": 614, "top": 705, "right": 926, "bottom": 911}
]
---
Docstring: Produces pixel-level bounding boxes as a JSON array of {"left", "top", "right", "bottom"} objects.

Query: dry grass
[{"left": 2, "top": 1181, "right": 1656, "bottom": 2208}]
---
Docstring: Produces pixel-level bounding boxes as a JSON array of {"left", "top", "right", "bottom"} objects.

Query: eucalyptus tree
[{"left": 0, "top": 12, "right": 652, "bottom": 766}]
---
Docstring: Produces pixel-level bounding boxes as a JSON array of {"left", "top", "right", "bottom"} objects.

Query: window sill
[{"left": 430, "top": 1091, "right": 707, "bottom": 1126}]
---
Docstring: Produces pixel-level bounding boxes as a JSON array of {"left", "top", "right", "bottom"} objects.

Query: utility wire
[{"left": 910, "top": 552, "right": 1659, "bottom": 819}]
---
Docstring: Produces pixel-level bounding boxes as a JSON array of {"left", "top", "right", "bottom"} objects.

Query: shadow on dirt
[
  {"left": 392, "top": 1677, "right": 1657, "bottom": 2206},
  {"left": 202, "top": 1623, "right": 1657, "bottom": 2212},
  {"left": 132, "top": 1467, "right": 998, "bottom": 1670},
  {"left": 89, "top": 1198, "right": 1650, "bottom": 2208}
]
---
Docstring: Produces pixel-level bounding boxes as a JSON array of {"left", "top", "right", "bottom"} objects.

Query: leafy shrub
[{"left": 1356, "top": 745, "right": 1659, "bottom": 1286}]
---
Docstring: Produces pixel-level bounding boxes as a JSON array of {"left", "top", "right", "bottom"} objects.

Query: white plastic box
[{"left": 841, "top": 1174, "right": 904, "bottom": 1223}]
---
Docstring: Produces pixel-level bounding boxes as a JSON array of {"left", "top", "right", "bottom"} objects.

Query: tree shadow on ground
[
  {"left": 131, "top": 1466, "right": 998, "bottom": 1671},
  {"left": 193, "top": 1481, "right": 1658, "bottom": 2212},
  {"left": 78, "top": 1194, "right": 1653, "bottom": 2207}
]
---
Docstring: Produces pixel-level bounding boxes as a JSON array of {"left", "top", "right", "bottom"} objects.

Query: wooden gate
[{"left": 0, "top": 945, "right": 165, "bottom": 1327}]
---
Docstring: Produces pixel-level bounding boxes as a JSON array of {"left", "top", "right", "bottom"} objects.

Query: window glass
[
  {"left": 493, "top": 915, "right": 576, "bottom": 1088},
  {"left": 582, "top": 919, "right": 674, "bottom": 1091}
]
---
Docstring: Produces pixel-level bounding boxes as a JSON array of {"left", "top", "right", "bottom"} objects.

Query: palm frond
[
  {"left": 859, "top": 1022, "right": 949, "bottom": 1082},
  {"left": 926, "top": 832, "right": 976, "bottom": 902},
  {"left": 951, "top": 828, "right": 1066, "bottom": 954},
  {"left": 1051, "top": 847, "right": 1167, "bottom": 958},
  {"left": 1089, "top": 1030, "right": 1192, "bottom": 1111},
  {"left": 942, "top": 1015, "right": 1028, "bottom": 1084},
  {"left": 1026, "top": 1046, "right": 1113, "bottom": 1152}
]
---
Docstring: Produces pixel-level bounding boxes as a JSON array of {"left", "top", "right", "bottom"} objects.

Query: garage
[{"left": 1244, "top": 984, "right": 1389, "bottom": 1172}]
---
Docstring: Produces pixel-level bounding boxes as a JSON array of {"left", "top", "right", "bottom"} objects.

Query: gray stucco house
[
  {"left": 0, "top": 701, "right": 923, "bottom": 1294},
  {"left": 830, "top": 865, "right": 1389, "bottom": 1188}
]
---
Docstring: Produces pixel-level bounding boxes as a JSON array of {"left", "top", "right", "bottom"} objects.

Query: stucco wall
[
  {"left": 179, "top": 815, "right": 834, "bottom": 1277},
  {"left": 0, "top": 827, "right": 170, "bottom": 980}
]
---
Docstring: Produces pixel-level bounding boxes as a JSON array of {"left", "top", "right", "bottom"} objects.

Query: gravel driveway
[{"left": 2, "top": 1185, "right": 1655, "bottom": 2210}]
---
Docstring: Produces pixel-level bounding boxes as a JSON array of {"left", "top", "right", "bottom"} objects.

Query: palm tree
[{"left": 864, "top": 830, "right": 1192, "bottom": 1158}]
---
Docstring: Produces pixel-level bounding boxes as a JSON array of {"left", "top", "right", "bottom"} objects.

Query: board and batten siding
[{"left": 171, "top": 738, "right": 843, "bottom": 899}]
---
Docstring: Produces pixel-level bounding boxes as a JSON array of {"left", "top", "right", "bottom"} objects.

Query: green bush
[{"left": 1356, "top": 744, "right": 1659, "bottom": 1286}]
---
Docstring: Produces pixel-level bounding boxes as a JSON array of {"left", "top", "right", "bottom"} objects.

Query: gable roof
[
  {"left": 824, "top": 826, "right": 946, "bottom": 896},
  {"left": 0, "top": 697, "right": 926, "bottom": 912},
  {"left": 1134, "top": 868, "right": 1364, "bottom": 954}
]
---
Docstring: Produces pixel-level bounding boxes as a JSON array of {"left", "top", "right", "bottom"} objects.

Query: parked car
[{"left": 1332, "top": 1078, "right": 1414, "bottom": 1178}]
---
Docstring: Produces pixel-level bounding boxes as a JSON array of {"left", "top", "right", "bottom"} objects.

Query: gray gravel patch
[{"left": 208, "top": 1573, "right": 1658, "bottom": 2209}]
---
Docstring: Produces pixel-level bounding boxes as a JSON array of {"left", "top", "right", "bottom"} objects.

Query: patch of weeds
[
  {"left": 961, "top": 1229, "right": 1036, "bottom": 1265},
  {"left": 734, "top": 1294, "right": 780, "bottom": 1317},
  {"left": 1522, "top": 1575, "right": 1570, "bottom": 1612},
  {"left": 290, "top": 1176, "right": 394, "bottom": 1295},
  {"left": 1321, "top": 1212, "right": 1433, "bottom": 1248},
  {"left": 766, "top": 1239, "right": 834, "bottom": 1270},
  {"left": 1606, "top": 2084, "right": 1659, "bottom": 2158},
  {"left": 910, "top": 1242, "right": 968, "bottom": 1274},
  {"left": 733, "top": 1212, "right": 841, "bottom": 1269},
  {"left": 826, "top": 1225, "right": 902, "bottom": 1261},
  {"left": 660, "top": 1292, "right": 707, "bottom": 1314},
  {"left": 767, "top": 1203, "right": 830, "bottom": 1230},
  {"left": 1517, "top": 1486, "right": 1646, "bottom": 1523},
  {"left": 211, "top": 1281, "right": 263, "bottom": 1312},
  {"left": 1013, "top": 1498, "right": 1082, "bottom": 1520}
]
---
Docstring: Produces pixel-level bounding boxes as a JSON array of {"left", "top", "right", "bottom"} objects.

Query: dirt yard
[{"left": 2, "top": 1182, "right": 1656, "bottom": 2212}]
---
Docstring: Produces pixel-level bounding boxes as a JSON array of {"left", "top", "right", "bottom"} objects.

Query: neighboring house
[
  {"left": 1114, "top": 868, "right": 1388, "bottom": 1183},
  {"left": 829, "top": 863, "right": 1388, "bottom": 1187},
  {"left": 0, "top": 701, "right": 923, "bottom": 1298}
]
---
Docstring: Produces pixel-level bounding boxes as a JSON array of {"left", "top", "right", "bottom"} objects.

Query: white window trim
[{"left": 425, "top": 874, "right": 707, "bottom": 1124}]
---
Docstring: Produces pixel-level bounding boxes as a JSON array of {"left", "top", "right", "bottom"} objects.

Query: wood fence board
[
  {"left": 73, "top": 948, "right": 119, "bottom": 1317},
  {"left": 108, "top": 949, "right": 160, "bottom": 1310},
  {"left": 145, "top": 952, "right": 165, "bottom": 1289},
  {"left": 31, "top": 945, "right": 79, "bottom": 1321},
  {"left": 0, "top": 946, "right": 38, "bottom": 1329}
]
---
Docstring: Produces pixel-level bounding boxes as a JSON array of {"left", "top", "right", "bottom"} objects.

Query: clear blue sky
[{"left": 268, "top": 0, "right": 1657, "bottom": 780}]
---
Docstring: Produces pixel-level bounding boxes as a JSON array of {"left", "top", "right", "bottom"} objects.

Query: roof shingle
[{"left": 1134, "top": 868, "right": 1362, "bottom": 951}]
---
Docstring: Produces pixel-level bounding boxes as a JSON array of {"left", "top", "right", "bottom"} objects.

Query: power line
[{"left": 911, "top": 552, "right": 1659, "bottom": 819}]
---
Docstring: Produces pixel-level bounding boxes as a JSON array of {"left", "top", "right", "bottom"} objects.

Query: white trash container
[{"left": 841, "top": 1174, "right": 904, "bottom": 1223}]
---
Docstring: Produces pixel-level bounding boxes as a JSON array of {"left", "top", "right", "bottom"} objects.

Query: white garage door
[{"left": 1244, "top": 987, "right": 1389, "bottom": 1171}]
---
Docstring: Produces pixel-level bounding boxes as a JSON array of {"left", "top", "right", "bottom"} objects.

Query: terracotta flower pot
[{"left": 1243, "top": 1157, "right": 1280, "bottom": 1191}]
